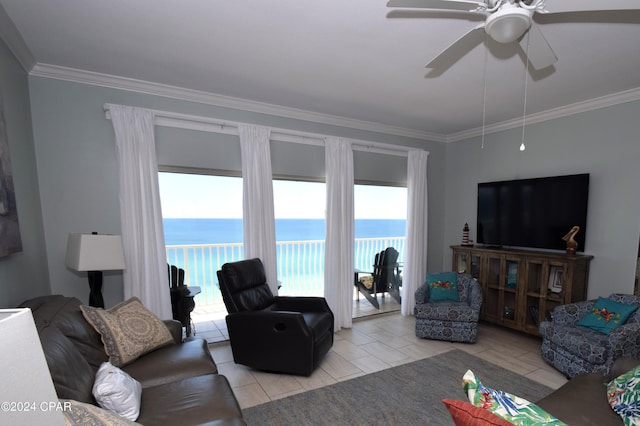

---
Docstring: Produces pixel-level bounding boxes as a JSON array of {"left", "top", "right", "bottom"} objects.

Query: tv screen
[{"left": 477, "top": 174, "right": 589, "bottom": 251}]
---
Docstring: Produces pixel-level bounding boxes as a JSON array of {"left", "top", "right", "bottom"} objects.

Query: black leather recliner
[{"left": 217, "top": 258, "right": 334, "bottom": 376}]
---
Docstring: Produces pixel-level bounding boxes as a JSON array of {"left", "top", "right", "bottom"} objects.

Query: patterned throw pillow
[
  {"left": 442, "top": 399, "right": 513, "bottom": 426},
  {"left": 61, "top": 399, "right": 142, "bottom": 425},
  {"left": 607, "top": 364, "right": 640, "bottom": 425},
  {"left": 427, "top": 272, "right": 459, "bottom": 302},
  {"left": 81, "top": 298, "right": 173, "bottom": 367},
  {"left": 463, "top": 370, "right": 566, "bottom": 425},
  {"left": 576, "top": 297, "right": 638, "bottom": 335}
]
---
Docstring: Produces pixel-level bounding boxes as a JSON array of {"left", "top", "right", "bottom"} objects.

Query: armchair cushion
[
  {"left": 541, "top": 322, "right": 610, "bottom": 365},
  {"left": 415, "top": 301, "right": 478, "bottom": 322},
  {"left": 426, "top": 272, "right": 459, "bottom": 302},
  {"left": 576, "top": 297, "right": 638, "bottom": 335},
  {"left": 219, "top": 258, "right": 275, "bottom": 313}
]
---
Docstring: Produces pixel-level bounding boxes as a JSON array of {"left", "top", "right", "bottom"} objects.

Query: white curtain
[
  {"left": 324, "top": 137, "right": 354, "bottom": 331},
  {"left": 401, "top": 149, "right": 429, "bottom": 316},
  {"left": 109, "top": 105, "right": 172, "bottom": 319},
  {"left": 238, "top": 124, "right": 278, "bottom": 294}
]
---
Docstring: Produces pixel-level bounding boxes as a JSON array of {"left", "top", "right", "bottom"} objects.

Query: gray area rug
[{"left": 242, "top": 349, "right": 553, "bottom": 425}]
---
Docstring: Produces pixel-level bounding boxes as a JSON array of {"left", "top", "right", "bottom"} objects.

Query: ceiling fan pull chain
[
  {"left": 481, "top": 36, "right": 489, "bottom": 150},
  {"left": 520, "top": 30, "right": 531, "bottom": 151}
]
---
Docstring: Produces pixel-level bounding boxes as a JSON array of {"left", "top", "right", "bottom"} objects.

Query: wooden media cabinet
[{"left": 451, "top": 245, "right": 593, "bottom": 336}]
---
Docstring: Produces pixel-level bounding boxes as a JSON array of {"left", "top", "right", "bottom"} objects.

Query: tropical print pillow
[
  {"left": 607, "top": 364, "right": 640, "bottom": 425},
  {"left": 463, "top": 370, "right": 566, "bottom": 425}
]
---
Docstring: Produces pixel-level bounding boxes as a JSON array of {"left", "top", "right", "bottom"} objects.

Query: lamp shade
[
  {"left": 0, "top": 309, "right": 65, "bottom": 425},
  {"left": 65, "top": 233, "right": 125, "bottom": 271}
]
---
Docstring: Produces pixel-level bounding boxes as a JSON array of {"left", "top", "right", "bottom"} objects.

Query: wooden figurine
[{"left": 562, "top": 226, "right": 580, "bottom": 255}]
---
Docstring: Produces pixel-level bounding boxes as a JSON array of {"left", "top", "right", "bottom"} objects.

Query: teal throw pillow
[
  {"left": 427, "top": 272, "right": 459, "bottom": 302},
  {"left": 577, "top": 297, "right": 638, "bottom": 335}
]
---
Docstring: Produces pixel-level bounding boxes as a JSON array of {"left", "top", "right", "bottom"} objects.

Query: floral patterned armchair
[
  {"left": 414, "top": 273, "right": 482, "bottom": 343},
  {"left": 539, "top": 293, "right": 640, "bottom": 378}
]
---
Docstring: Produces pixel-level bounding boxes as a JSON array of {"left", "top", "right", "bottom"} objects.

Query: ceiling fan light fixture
[{"left": 485, "top": 7, "right": 532, "bottom": 43}]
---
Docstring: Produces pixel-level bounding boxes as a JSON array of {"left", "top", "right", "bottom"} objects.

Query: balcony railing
[{"left": 165, "top": 237, "right": 405, "bottom": 306}]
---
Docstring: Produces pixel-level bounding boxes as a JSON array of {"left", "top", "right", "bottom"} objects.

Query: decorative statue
[
  {"left": 562, "top": 226, "right": 580, "bottom": 255},
  {"left": 462, "top": 223, "right": 473, "bottom": 246}
]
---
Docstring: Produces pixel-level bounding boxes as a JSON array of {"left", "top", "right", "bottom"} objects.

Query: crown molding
[
  {"left": 28, "top": 63, "right": 640, "bottom": 144},
  {"left": 446, "top": 86, "right": 640, "bottom": 142},
  {"left": 0, "top": 4, "right": 36, "bottom": 72},
  {"left": 30, "top": 63, "right": 447, "bottom": 143}
]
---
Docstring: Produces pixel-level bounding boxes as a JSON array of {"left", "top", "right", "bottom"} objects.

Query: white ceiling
[{"left": 1, "top": 0, "right": 640, "bottom": 140}]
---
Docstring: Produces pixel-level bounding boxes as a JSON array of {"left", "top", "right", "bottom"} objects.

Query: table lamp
[
  {"left": 0, "top": 308, "right": 65, "bottom": 425},
  {"left": 65, "top": 232, "right": 125, "bottom": 308}
]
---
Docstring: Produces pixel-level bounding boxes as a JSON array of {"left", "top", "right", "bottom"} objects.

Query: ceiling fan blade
[
  {"left": 387, "top": 0, "right": 486, "bottom": 12},
  {"left": 426, "top": 23, "right": 486, "bottom": 68},
  {"left": 540, "top": 0, "right": 640, "bottom": 14},
  {"left": 519, "top": 23, "right": 557, "bottom": 70}
]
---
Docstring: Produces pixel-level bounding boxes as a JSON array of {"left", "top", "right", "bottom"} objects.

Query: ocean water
[
  {"left": 163, "top": 218, "right": 406, "bottom": 245},
  {"left": 163, "top": 218, "right": 406, "bottom": 301}
]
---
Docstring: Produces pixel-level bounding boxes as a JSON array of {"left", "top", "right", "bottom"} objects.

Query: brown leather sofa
[
  {"left": 19, "top": 295, "right": 245, "bottom": 425},
  {"left": 536, "top": 357, "right": 638, "bottom": 425}
]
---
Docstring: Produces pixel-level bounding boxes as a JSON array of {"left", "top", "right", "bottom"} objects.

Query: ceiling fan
[{"left": 387, "top": 0, "right": 640, "bottom": 70}]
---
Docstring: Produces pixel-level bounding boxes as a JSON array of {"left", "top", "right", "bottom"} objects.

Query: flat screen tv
[{"left": 477, "top": 173, "right": 589, "bottom": 252}]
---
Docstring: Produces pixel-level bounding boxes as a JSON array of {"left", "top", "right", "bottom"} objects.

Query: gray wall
[
  {"left": 27, "top": 76, "right": 446, "bottom": 307},
  {"left": 0, "top": 37, "right": 50, "bottom": 307},
  {"left": 444, "top": 101, "right": 640, "bottom": 298},
  {"left": 3, "top": 32, "right": 638, "bottom": 308}
]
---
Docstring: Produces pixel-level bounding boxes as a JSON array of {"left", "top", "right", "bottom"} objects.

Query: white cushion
[{"left": 92, "top": 362, "right": 142, "bottom": 421}]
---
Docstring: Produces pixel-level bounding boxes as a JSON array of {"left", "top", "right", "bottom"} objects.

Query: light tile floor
[
  {"left": 190, "top": 291, "right": 402, "bottom": 344},
  {"left": 201, "top": 300, "right": 568, "bottom": 410}
]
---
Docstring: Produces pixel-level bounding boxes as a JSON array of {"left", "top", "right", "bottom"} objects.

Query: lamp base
[{"left": 87, "top": 270, "right": 104, "bottom": 308}]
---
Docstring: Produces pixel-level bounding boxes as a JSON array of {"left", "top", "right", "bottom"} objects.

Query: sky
[{"left": 158, "top": 172, "right": 407, "bottom": 219}]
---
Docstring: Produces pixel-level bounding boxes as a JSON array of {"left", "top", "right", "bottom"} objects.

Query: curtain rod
[{"left": 104, "top": 103, "right": 425, "bottom": 158}]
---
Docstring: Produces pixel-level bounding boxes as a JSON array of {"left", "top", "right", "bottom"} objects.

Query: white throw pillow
[{"left": 92, "top": 362, "right": 142, "bottom": 421}]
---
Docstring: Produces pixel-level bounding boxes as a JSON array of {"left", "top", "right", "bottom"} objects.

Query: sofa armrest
[
  {"left": 608, "top": 357, "right": 640, "bottom": 380},
  {"left": 163, "top": 319, "right": 183, "bottom": 343}
]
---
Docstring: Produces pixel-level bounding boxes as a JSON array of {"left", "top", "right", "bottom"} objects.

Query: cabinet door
[
  {"left": 523, "top": 258, "right": 546, "bottom": 331},
  {"left": 502, "top": 257, "right": 521, "bottom": 326},
  {"left": 469, "top": 254, "right": 481, "bottom": 279},
  {"left": 453, "top": 250, "right": 481, "bottom": 279},
  {"left": 481, "top": 255, "right": 502, "bottom": 322},
  {"left": 454, "top": 250, "right": 469, "bottom": 274},
  {"left": 542, "top": 261, "right": 567, "bottom": 320}
]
